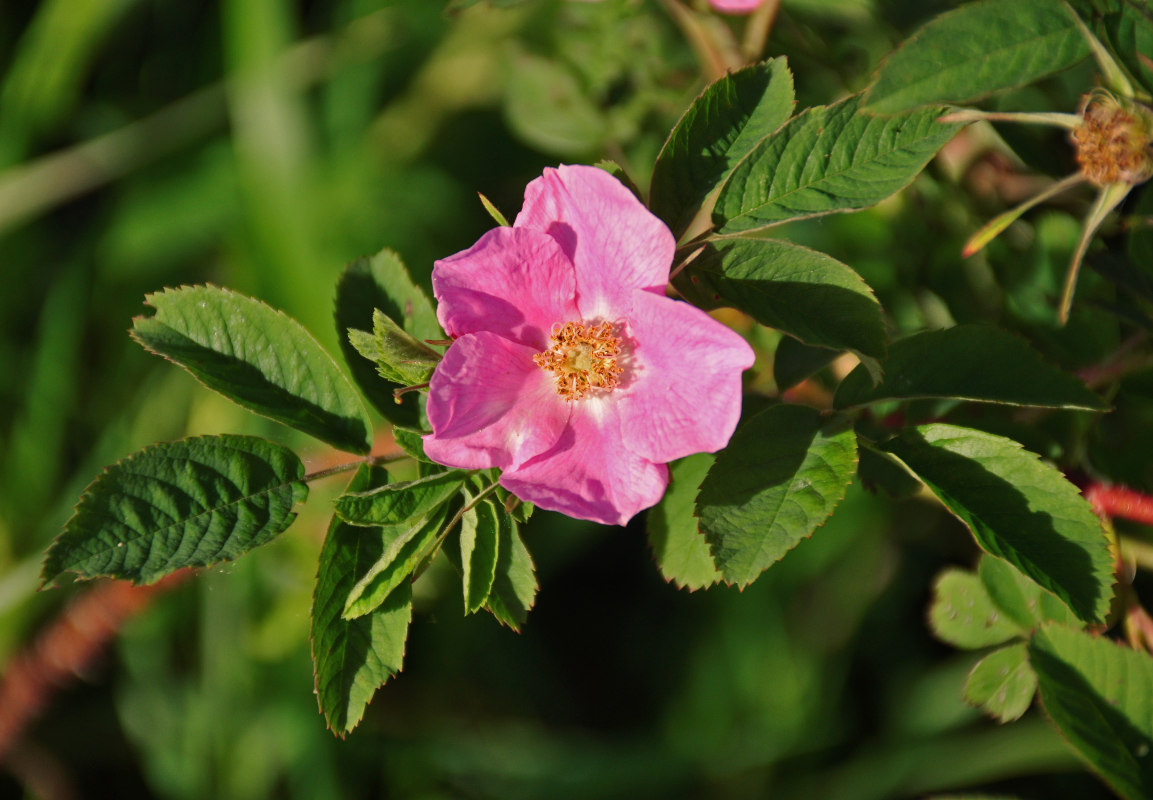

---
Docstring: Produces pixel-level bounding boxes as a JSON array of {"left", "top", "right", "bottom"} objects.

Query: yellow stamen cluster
[
  {"left": 533, "top": 321, "right": 623, "bottom": 401},
  {"left": 1072, "top": 93, "right": 1153, "bottom": 186}
]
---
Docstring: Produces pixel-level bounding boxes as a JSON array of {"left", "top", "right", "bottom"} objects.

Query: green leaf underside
[
  {"left": 713, "top": 94, "right": 962, "bottom": 234},
  {"left": 965, "top": 643, "right": 1037, "bottom": 723},
  {"left": 863, "top": 0, "right": 1090, "bottom": 114},
  {"left": 335, "top": 470, "right": 466, "bottom": 527},
  {"left": 334, "top": 249, "right": 442, "bottom": 426},
  {"left": 485, "top": 514, "right": 537, "bottom": 630},
  {"left": 674, "top": 237, "right": 886, "bottom": 360},
  {"left": 343, "top": 502, "right": 452, "bottom": 620},
  {"left": 929, "top": 568, "right": 1024, "bottom": 649},
  {"left": 43, "top": 435, "right": 306, "bottom": 585},
  {"left": 1029, "top": 624, "right": 1153, "bottom": 800},
  {"left": 774, "top": 337, "right": 839, "bottom": 392},
  {"left": 834, "top": 325, "right": 1107, "bottom": 410},
  {"left": 697, "top": 405, "right": 858, "bottom": 586},
  {"left": 883, "top": 424, "right": 1113, "bottom": 623},
  {"left": 650, "top": 58, "right": 795, "bottom": 237},
  {"left": 648, "top": 453, "right": 722, "bottom": 591},
  {"left": 132, "top": 285, "right": 373, "bottom": 454},
  {"left": 311, "top": 464, "right": 411, "bottom": 735},
  {"left": 461, "top": 498, "right": 502, "bottom": 614},
  {"left": 979, "top": 554, "right": 1079, "bottom": 631},
  {"left": 347, "top": 308, "right": 439, "bottom": 386}
]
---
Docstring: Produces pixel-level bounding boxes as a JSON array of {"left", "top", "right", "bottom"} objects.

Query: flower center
[
  {"left": 533, "top": 321, "right": 623, "bottom": 401},
  {"left": 1072, "top": 94, "right": 1153, "bottom": 186}
]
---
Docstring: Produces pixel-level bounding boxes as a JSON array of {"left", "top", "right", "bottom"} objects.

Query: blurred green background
[{"left": 0, "top": 0, "right": 1123, "bottom": 797}]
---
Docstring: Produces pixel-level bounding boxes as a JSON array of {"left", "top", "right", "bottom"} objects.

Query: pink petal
[
  {"left": 424, "top": 332, "right": 571, "bottom": 471},
  {"left": 500, "top": 398, "right": 669, "bottom": 526},
  {"left": 433, "top": 226, "right": 579, "bottom": 348},
  {"left": 514, "top": 165, "right": 675, "bottom": 321},
  {"left": 710, "top": 0, "right": 763, "bottom": 13},
  {"left": 618, "top": 290, "right": 754, "bottom": 464}
]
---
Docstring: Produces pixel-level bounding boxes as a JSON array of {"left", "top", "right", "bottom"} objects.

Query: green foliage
[
  {"left": 347, "top": 308, "right": 440, "bottom": 386},
  {"left": 712, "top": 95, "right": 963, "bottom": 233},
  {"left": 650, "top": 58, "right": 794, "bottom": 238},
  {"left": 647, "top": 453, "right": 721, "bottom": 591},
  {"left": 834, "top": 325, "right": 1108, "bottom": 410},
  {"left": 43, "top": 435, "right": 306, "bottom": 585},
  {"left": 863, "top": 0, "right": 1091, "bottom": 114},
  {"left": 884, "top": 425, "right": 1113, "bottom": 624},
  {"left": 697, "top": 405, "right": 858, "bottom": 586},
  {"left": 460, "top": 497, "right": 502, "bottom": 614},
  {"left": 334, "top": 249, "right": 443, "bottom": 426},
  {"left": 674, "top": 237, "right": 886, "bottom": 360},
  {"left": 132, "top": 285, "right": 373, "bottom": 454},
  {"left": 481, "top": 510, "right": 536, "bottom": 631},
  {"left": 1030, "top": 625, "right": 1153, "bottom": 800},
  {"left": 312, "top": 464, "right": 412, "bottom": 735},
  {"left": 964, "top": 643, "right": 1037, "bottom": 723},
  {"left": 929, "top": 568, "right": 1024, "bottom": 649},
  {"left": 1097, "top": 1, "right": 1153, "bottom": 97}
]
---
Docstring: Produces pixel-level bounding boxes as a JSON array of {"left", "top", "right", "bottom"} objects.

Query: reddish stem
[{"left": 1085, "top": 483, "right": 1153, "bottom": 526}]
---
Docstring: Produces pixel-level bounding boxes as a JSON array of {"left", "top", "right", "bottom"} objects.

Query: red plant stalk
[
  {"left": 0, "top": 570, "right": 190, "bottom": 761},
  {"left": 1085, "top": 483, "right": 1153, "bottom": 526}
]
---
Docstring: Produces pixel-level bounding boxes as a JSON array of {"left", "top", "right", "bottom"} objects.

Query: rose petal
[
  {"left": 710, "top": 0, "right": 763, "bottom": 13},
  {"left": 433, "top": 226, "right": 579, "bottom": 348},
  {"left": 514, "top": 165, "right": 675, "bottom": 320},
  {"left": 618, "top": 290, "right": 755, "bottom": 463},
  {"left": 424, "top": 332, "right": 571, "bottom": 471},
  {"left": 500, "top": 397, "right": 669, "bottom": 526}
]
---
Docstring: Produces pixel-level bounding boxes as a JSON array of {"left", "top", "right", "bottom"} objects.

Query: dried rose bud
[{"left": 1071, "top": 92, "right": 1153, "bottom": 186}]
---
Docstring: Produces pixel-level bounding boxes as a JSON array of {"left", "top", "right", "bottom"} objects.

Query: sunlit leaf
[
  {"left": 132, "top": 285, "right": 373, "bottom": 454},
  {"left": 674, "top": 237, "right": 886, "bottom": 360},
  {"left": 461, "top": 497, "right": 501, "bottom": 614},
  {"left": 929, "top": 568, "right": 1024, "bottom": 650},
  {"left": 43, "top": 435, "right": 306, "bottom": 585},
  {"left": 978, "top": 554, "right": 1080, "bottom": 631},
  {"left": 650, "top": 58, "right": 794, "bottom": 237},
  {"left": 834, "top": 325, "right": 1107, "bottom": 411},
  {"left": 312, "top": 465, "right": 412, "bottom": 735},
  {"left": 347, "top": 308, "right": 440, "bottom": 386},
  {"left": 648, "top": 453, "right": 721, "bottom": 591},
  {"left": 713, "top": 95, "right": 961, "bottom": 233},
  {"left": 863, "top": 0, "right": 1090, "bottom": 114},
  {"left": 1030, "top": 624, "right": 1153, "bottom": 800},
  {"left": 485, "top": 515, "right": 537, "bottom": 631},
  {"left": 884, "top": 425, "right": 1114, "bottom": 623},
  {"left": 334, "top": 470, "right": 466, "bottom": 527},
  {"left": 697, "top": 405, "right": 857, "bottom": 586}
]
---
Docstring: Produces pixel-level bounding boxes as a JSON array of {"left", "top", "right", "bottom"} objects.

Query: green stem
[{"left": 303, "top": 452, "right": 409, "bottom": 483}]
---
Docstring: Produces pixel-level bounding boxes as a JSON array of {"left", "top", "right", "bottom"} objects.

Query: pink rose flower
[
  {"left": 710, "top": 0, "right": 764, "bottom": 13},
  {"left": 423, "top": 165, "right": 754, "bottom": 526}
]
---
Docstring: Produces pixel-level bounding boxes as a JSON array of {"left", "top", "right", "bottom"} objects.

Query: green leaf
[
  {"left": 964, "top": 643, "right": 1038, "bottom": 723},
  {"left": 392, "top": 426, "right": 432, "bottom": 463},
  {"left": 1099, "top": 2, "right": 1153, "bottom": 97},
  {"left": 650, "top": 58, "right": 795, "bottom": 237},
  {"left": 863, "top": 0, "right": 1090, "bottom": 114},
  {"left": 485, "top": 515, "right": 537, "bottom": 631},
  {"left": 460, "top": 498, "right": 502, "bottom": 614},
  {"left": 713, "top": 94, "right": 962, "bottom": 234},
  {"left": 335, "top": 470, "right": 466, "bottom": 527},
  {"left": 697, "top": 405, "right": 858, "bottom": 586},
  {"left": 43, "top": 435, "right": 307, "bottom": 585},
  {"left": 674, "top": 237, "right": 887, "bottom": 360},
  {"left": 342, "top": 501, "right": 452, "bottom": 620},
  {"left": 132, "top": 286, "right": 374, "bottom": 454},
  {"left": 334, "top": 249, "right": 442, "bottom": 426},
  {"left": 347, "top": 308, "right": 440, "bottom": 386},
  {"left": 1029, "top": 624, "right": 1153, "bottom": 800},
  {"left": 834, "top": 325, "right": 1108, "bottom": 411},
  {"left": 978, "top": 554, "right": 1080, "bottom": 631},
  {"left": 883, "top": 424, "right": 1114, "bottom": 623},
  {"left": 773, "top": 336, "right": 839, "bottom": 392},
  {"left": 929, "top": 568, "right": 1024, "bottom": 649},
  {"left": 648, "top": 454, "right": 722, "bottom": 591},
  {"left": 311, "top": 464, "right": 412, "bottom": 735}
]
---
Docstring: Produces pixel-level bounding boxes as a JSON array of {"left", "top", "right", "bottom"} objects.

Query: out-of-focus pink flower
[
  {"left": 710, "top": 0, "right": 764, "bottom": 14},
  {"left": 423, "top": 165, "right": 754, "bottom": 526}
]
